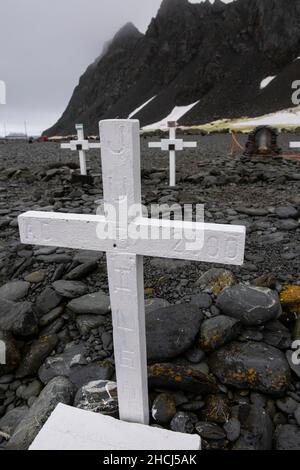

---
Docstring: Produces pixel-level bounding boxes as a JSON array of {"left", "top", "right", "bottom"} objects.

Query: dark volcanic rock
[
  {"left": 0, "top": 299, "right": 38, "bottom": 336},
  {"left": 38, "top": 343, "right": 113, "bottom": 387},
  {"left": 151, "top": 393, "right": 177, "bottom": 425},
  {"left": 199, "top": 315, "right": 241, "bottom": 351},
  {"left": 148, "top": 363, "right": 218, "bottom": 395},
  {"left": 196, "top": 422, "right": 226, "bottom": 441},
  {"left": 200, "top": 394, "right": 230, "bottom": 424},
  {"left": 74, "top": 380, "right": 118, "bottom": 417},
  {"left": 275, "top": 425, "right": 300, "bottom": 450},
  {"left": 16, "top": 335, "right": 58, "bottom": 378},
  {"left": 52, "top": 280, "right": 88, "bottom": 299},
  {"left": 67, "top": 291, "right": 110, "bottom": 315},
  {"left": 209, "top": 342, "right": 290, "bottom": 396},
  {"left": 0, "top": 406, "right": 29, "bottom": 436},
  {"left": 6, "top": 377, "right": 75, "bottom": 450},
  {"left": 170, "top": 412, "right": 197, "bottom": 434},
  {"left": 233, "top": 405, "right": 273, "bottom": 450},
  {"left": 0, "top": 281, "right": 30, "bottom": 302},
  {"left": 146, "top": 304, "right": 203, "bottom": 361},
  {"left": 216, "top": 284, "right": 281, "bottom": 326},
  {"left": 36, "top": 287, "right": 62, "bottom": 315}
]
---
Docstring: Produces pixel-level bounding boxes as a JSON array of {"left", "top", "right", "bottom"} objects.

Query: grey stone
[
  {"left": 0, "top": 281, "right": 30, "bottom": 302},
  {"left": 36, "top": 287, "right": 62, "bottom": 315},
  {"left": 16, "top": 380, "right": 42, "bottom": 401},
  {"left": 152, "top": 393, "right": 177, "bottom": 425},
  {"left": 275, "top": 206, "right": 299, "bottom": 219},
  {"left": 277, "top": 219, "right": 299, "bottom": 231},
  {"left": 0, "top": 406, "right": 29, "bottom": 435},
  {"left": 16, "top": 335, "right": 58, "bottom": 378},
  {"left": 52, "top": 280, "right": 88, "bottom": 299},
  {"left": 6, "top": 376, "right": 75, "bottom": 450},
  {"left": 276, "top": 397, "right": 298, "bottom": 415},
  {"left": 209, "top": 342, "right": 290, "bottom": 396},
  {"left": 64, "top": 262, "right": 98, "bottom": 280},
  {"left": 217, "top": 284, "right": 281, "bottom": 326},
  {"left": 224, "top": 418, "right": 241, "bottom": 442},
  {"left": 195, "top": 268, "right": 236, "bottom": 295},
  {"left": 145, "top": 298, "right": 170, "bottom": 314},
  {"left": 170, "top": 412, "right": 197, "bottom": 434},
  {"left": 263, "top": 320, "right": 291, "bottom": 349},
  {"left": 196, "top": 422, "right": 226, "bottom": 440},
  {"left": 294, "top": 406, "right": 300, "bottom": 426},
  {"left": 76, "top": 315, "right": 106, "bottom": 335},
  {"left": 199, "top": 315, "right": 241, "bottom": 351},
  {"left": 0, "top": 299, "right": 38, "bottom": 336},
  {"left": 74, "top": 380, "right": 118, "bottom": 417},
  {"left": 67, "top": 291, "right": 110, "bottom": 315},
  {"left": 234, "top": 405, "right": 273, "bottom": 450},
  {"left": 38, "top": 343, "right": 113, "bottom": 387},
  {"left": 36, "top": 254, "right": 72, "bottom": 264},
  {"left": 190, "top": 293, "right": 212, "bottom": 309},
  {"left": 146, "top": 304, "right": 203, "bottom": 361},
  {"left": 275, "top": 424, "right": 300, "bottom": 450}
]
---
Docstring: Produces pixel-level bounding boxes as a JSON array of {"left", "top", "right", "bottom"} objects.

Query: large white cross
[
  {"left": 61, "top": 123, "right": 101, "bottom": 176},
  {"left": 148, "top": 121, "right": 197, "bottom": 187},
  {"left": 18, "top": 119, "right": 246, "bottom": 426}
]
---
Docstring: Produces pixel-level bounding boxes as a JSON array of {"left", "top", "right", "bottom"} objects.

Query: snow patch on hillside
[
  {"left": 128, "top": 96, "right": 156, "bottom": 118},
  {"left": 143, "top": 101, "right": 200, "bottom": 130},
  {"left": 233, "top": 107, "right": 300, "bottom": 128}
]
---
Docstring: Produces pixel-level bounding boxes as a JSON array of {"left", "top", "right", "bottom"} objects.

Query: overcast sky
[{"left": 0, "top": 0, "right": 233, "bottom": 136}]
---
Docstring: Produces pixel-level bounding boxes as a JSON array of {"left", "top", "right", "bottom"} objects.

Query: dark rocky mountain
[{"left": 44, "top": 0, "right": 300, "bottom": 136}]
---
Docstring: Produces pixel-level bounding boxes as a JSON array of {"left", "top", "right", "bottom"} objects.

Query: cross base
[
  {"left": 29, "top": 404, "right": 201, "bottom": 450},
  {"left": 71, "top": 173, "right": 94, "bottom": 186}
]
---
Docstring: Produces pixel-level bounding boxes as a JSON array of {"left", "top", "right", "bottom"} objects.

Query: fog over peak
[{"left": 0, "top": 0, "right": 233, "bottom": 136}]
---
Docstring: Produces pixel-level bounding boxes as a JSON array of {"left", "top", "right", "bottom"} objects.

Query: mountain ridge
[{"left": 44, "top": 0, "right": 300, "bottom": 135}]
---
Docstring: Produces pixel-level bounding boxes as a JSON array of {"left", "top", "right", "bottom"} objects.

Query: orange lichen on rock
[{"left": 280, "top": 285, "right": 300, "bottom": 307}]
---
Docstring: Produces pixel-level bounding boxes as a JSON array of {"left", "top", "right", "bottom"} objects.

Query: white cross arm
[
  {"left": 18, "top": 211, "right": 246, "bottom": 266},
  {"left": 149, "top": 139, "right": 197, "bottom": 151},
  {"left": 88, "top": 142, "right": 101, "bottom": 149},
  {"left": 183, "top": 142, "right": 197, "bottom": 148},
  {"left": 290, "top": 142, "right": 300, "bottom": 148},
  {"left": 148, "top": 142, "right": 163, "bottom": 148},
  {"left": 61, "top": 140, "right": 96, "bottom": 151}
]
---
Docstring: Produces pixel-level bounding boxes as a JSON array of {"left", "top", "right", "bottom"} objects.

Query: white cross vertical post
[
  {"left": 18, "top": 119, "right": 246, "bottom": 427},
  {"left": 148, "top": 121, "right": 197, "bottom": 187},
  {"left": 61, "top": 123, "right": 101, "bottom": 176}
]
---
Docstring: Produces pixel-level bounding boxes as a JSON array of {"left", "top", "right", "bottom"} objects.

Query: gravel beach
[{"left": 0, "top": 132, "right": 300, "bottom": 450}]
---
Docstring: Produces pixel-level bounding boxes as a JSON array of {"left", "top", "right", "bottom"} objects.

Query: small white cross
[
  {"left": 61, "top": 124, "right": 101, "bottom": 176},
  {"left": 290, "top": 140, "right": 300, "bottom": 150},
  {"left": 18, "top": 119, "right": 246, "bottom": 426},
  {"left": 148, "top": 121, "right": 197, "bottom": 187}
]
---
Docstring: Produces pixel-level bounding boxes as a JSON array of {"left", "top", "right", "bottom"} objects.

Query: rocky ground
[{"left": 0, "top": 132, "right": 300, "bottom": 450}]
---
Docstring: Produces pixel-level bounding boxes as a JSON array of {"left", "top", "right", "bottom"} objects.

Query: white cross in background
[
  {"left": 61, "top": 123, "right": 101, "bottom": 176},
  {"left": 290, "top": 139, "right": 300, "bottom": 151},
  {"left": 148, "top": 121, "right": 197, "bottom": 187},
  {"left": 18, "top": 119, "right": 246, "bottom": 427}
]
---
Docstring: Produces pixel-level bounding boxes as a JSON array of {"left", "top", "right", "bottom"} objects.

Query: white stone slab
[{"left": 30, "top": 404, "right": 201, "bottom": 451}]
